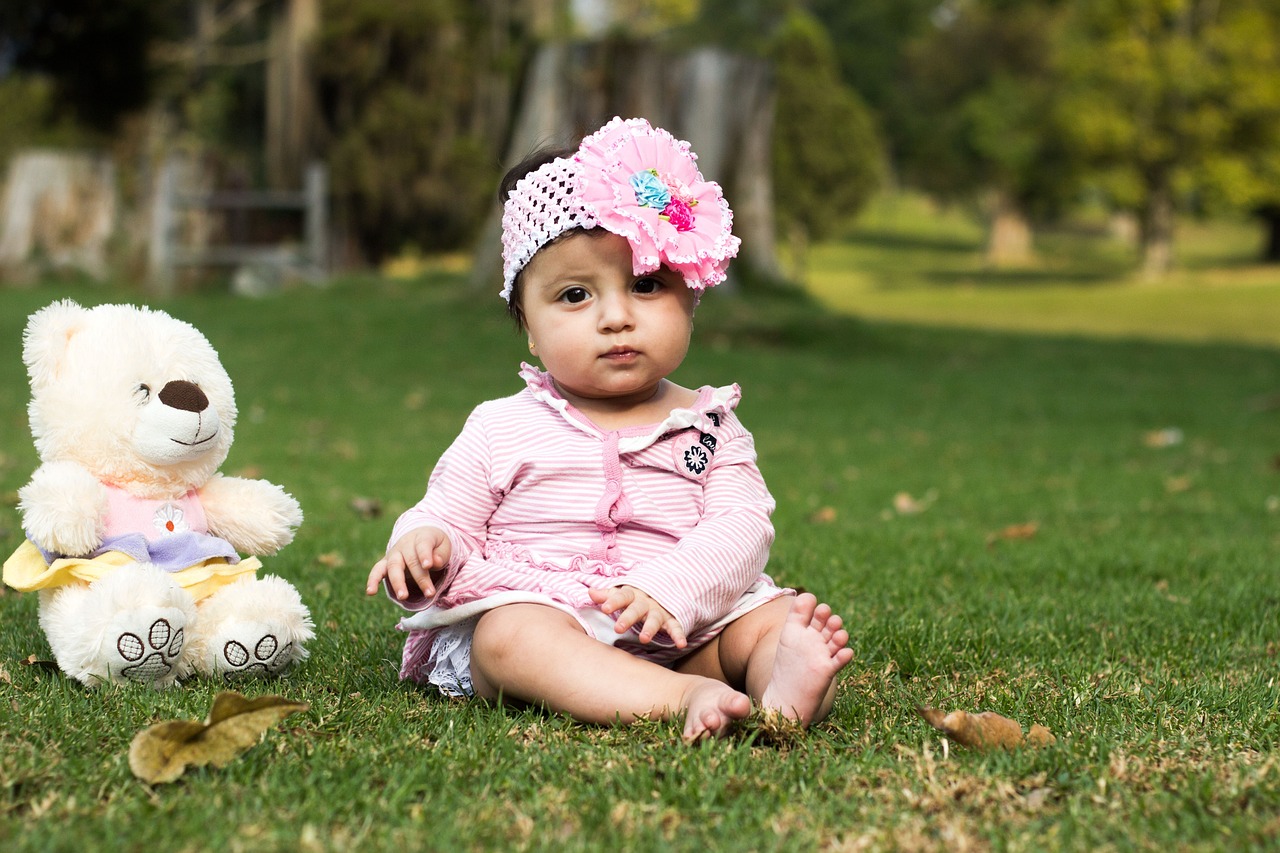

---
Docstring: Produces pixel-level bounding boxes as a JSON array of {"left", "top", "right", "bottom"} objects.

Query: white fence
[{"left": 148, "top": 158, "right": 327, "bottom": 293}]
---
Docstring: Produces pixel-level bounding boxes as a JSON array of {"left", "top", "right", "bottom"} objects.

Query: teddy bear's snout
[{"left": 158, "top": 380, "right": 209, "bottom": 413}]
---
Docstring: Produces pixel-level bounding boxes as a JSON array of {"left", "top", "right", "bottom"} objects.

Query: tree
[
  {"left": 314, "top": 0, "right": 516, "bottom": 263},
  {"left": 0, "top": 0, "right": 182, "bottom": 134},
  {"left": 897, "top": 0, "right": 1073, "bottom": 266},
  {"left": 807, "top": 0, "right": 938, "bottom": 170},
  {"left": 1058, "top": 0, "right": 1280, "bottom": 276},
  {"left": 770, "top": 10, "right": 882, "bottom": 281}
]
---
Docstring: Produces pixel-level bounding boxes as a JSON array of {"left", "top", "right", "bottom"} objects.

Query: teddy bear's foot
[
  {"left": 106, "top": 607, "right": 189, "bottom": 686},
  {"left": 189, "top": 574, "right": 314, "bottom": 680},
  {"left": 210, "top": 621, "right": 302, "bottom": 680},
  {"left": 37, "top": 564, "right": 197, "bottom": 688}
]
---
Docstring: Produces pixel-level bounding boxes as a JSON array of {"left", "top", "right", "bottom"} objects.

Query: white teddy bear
[{"left": 2, "top": 299, "right": 313, "bottom": 688}]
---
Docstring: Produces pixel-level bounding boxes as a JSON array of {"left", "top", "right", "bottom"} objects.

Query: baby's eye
[
  {"left": 558, "top": 286, "right": 590, "bottom": 304},
  {"left": 633, "top": 277, "right": 664, "bottom": 294}
]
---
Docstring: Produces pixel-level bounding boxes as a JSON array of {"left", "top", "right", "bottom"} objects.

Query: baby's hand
[
  {"left": 366, "top": 527, "right": 451, "bottom": 601},
  {"left": 588, "top": 585, "right": 687, "bottom": 648}
]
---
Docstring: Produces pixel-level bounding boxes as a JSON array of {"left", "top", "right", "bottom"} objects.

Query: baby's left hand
[{"left": 588, "top": 585, "right": 687, "bottom": 648}]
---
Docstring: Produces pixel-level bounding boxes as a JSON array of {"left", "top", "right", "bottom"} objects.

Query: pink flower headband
[{"left": 500, "top": 116, "right": 741, "bottom": 302}]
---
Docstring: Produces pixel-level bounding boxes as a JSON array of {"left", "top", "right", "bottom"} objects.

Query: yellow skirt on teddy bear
[{"left": 3, "top": 539, "right": 261, "bottom": 602}]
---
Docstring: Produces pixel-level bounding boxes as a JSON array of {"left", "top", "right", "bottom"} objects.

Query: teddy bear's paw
[
  {"left": 213, "top": 621, "right": 306, "bottom": 681},
  {"left": 106, "top": 607, "right": 189, "bottom": 688}
]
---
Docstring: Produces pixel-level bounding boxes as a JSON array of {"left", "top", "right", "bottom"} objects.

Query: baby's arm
[
  {"left": 587, "top": 585, "right": 688, "bottom": 647},
  {"left": 366, "top": 404, "right": 498, "bottom": 606},
  {"left": 609, "top": 429, "right": 776, "bottom": 635}
]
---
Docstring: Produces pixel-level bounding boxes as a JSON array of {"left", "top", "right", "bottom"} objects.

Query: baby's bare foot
[
  {"left": 760, "top": 593, "right": 853, "bottom": 726},
  {"left": 681, "top": 679, "right": 751, "bottom": 743}
]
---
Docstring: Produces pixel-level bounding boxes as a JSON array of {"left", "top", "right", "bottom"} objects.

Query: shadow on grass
[{"left": 843, "top": 229, "right": 981, "bottom": 254}]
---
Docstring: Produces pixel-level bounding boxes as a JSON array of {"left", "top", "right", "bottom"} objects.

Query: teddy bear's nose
[{"left": 158, "top": 380, "right": 209, "bottom": 413}]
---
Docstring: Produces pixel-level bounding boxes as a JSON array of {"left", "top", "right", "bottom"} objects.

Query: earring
[{"left": 528, "top": 340, "right": 537, "bottom": 355}]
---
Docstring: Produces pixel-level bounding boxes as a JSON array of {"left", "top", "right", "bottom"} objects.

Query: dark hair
[{"left": 499, "top": 145, "right": 592, "bottom": 331}]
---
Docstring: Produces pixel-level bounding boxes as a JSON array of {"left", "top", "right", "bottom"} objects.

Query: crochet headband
[{"left": 499, "top": 116, "right": 741, "bottom": 302}]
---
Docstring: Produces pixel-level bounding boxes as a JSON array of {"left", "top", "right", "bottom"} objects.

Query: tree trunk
[
  {"left": 787, "top": 221, "right": 809, "bottom": 285},
  {"left": 0, "top": 150, "right": 117, "bottom": 282},
  {"left": 1258, "top": 206, "right": 1280, "bottom": 263},
  {"left": 1140, "top": 181, "right": 1175, "bottom": 280},
  {"left": 266, "top": 0, "right": 319, "bottom": 189},
  {"left": 985, "top": 191, "right": 1034, "bottom": 268}
]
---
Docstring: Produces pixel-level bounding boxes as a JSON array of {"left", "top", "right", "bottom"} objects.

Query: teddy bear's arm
[
  {"left": 18, "top": 460, "right": 108, "bottom": 556},
  {"left": 199, "top": 474, "right": 303, "bottom": 556}
]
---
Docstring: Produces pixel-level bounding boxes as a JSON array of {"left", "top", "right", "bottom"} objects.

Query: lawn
[
  {"left": 1, "top": 238, "right": 1278, "bottom": 849},
  {"left": 807, "top": 195, "right": 1280, "bottom": 348}
]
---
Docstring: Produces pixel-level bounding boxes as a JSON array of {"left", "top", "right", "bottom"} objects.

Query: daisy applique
[{"left": 153, "top": 504, "right": 189, "bottom": 536}]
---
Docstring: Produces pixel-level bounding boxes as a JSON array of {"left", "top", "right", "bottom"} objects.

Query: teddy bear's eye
[{"left": 135, "top": 384, "right": 151, "bottom": 402}]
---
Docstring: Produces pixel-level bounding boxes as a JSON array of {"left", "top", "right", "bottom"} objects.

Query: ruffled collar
[{"left": 518, "top": 362, "right": 739, "bottom": 453}]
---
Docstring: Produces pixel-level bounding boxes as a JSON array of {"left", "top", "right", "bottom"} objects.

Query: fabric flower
[
  {"left": 573, "top": 117, "right": 740, "bottom": 291},
  {"left": 629, "top": 170, "right": 671, "bottom": 210},
  {"left": 154, "top": 504, "right": 188, "bottom": 536},
  {"left": 661, "top": 198, "right": 695, "bottom": 232}
]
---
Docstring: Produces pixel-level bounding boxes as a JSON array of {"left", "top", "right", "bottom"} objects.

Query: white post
[
  {"left": 148, "top": 157, "right": 176, "bottom": 296},
  {"left": 304, "top": 160, "right": 327, "bottom": 282}
]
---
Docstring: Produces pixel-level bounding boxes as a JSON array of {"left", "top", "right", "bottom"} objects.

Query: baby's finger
[
  {"left": 416, "top": 537, "right": 441, "bottom": 572},
  {"left": 636, "top": 609, "right": 663, "bottom": 644},
  {"left": 365, "top": 559, "right": 388, "bottom": 595},
  {"left": 615, "top": 599, "right": 649, "bottom": 635},
  {"left": 406, "top": 560, "right": 435, "bottom": 598},
  {"left": 590, "top": 586, "right": 633, "bottom": 615},
  {"left": 664, "top": 617, "right": 688, "bottom": 649},
  {"left": 385, "top": 552, "right": 412, "bottom": 600}
]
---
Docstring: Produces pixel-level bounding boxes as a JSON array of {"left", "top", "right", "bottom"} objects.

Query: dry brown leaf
[
  {"left": 1142, "top": 428, "right": 1184, "bottom": 448},
  {"left": 916, "top": 706, "right": 1056, "bottom": 751},
  {"left": 808, "top": 506, "right": 838, "bottom": 524},
  {"left": 986, "top": 521, "right": 1040, "bottom": 547},
  {"left": 893, "top": 490, "right": 937, "bottom": 515},
  {"left": 350, "top": 497, "right": 383, "bottom": 520},
  {"left": 128, "top": 691, "right": 308, "bottom": 784},
  {"left": 315, "top": 551, "right": 345, "bottom": 568}
]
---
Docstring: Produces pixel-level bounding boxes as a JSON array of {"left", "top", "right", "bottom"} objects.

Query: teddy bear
[{"left": 2, "top": 299, "right": 313, "bottom": 688}]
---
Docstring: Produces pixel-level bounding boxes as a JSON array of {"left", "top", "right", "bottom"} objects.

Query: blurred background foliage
[{"left": 0, "top": 0, "right": 1278, "bottom": 279}]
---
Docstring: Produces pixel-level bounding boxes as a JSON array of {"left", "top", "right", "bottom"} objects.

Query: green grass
[
  {"left": 807, "top": 194, "right": 1280, "bottom": 348},
  {"left": 1, "top": 256, "right": 1278, "bottom": 851}
]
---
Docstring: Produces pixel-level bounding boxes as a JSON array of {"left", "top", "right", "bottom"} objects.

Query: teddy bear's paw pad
[
  {"left": 220, "top": 633, "right": 298, "bottom": 681},
  {"left": 114, "top": 616, "right": 185, "bottom": 684}
]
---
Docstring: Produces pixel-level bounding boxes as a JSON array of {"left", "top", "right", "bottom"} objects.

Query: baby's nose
[{"left": 158, "top": 380, "right": 209, "bottom": 412}]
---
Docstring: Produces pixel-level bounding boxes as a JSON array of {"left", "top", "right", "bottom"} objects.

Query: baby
[{"left": 367, "top": 117, "right": 852, "bottom": 741}]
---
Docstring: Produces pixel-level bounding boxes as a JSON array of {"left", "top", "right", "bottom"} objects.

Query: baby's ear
[{"left": 23, "top": 299, "right": 88, "bottom": 389}]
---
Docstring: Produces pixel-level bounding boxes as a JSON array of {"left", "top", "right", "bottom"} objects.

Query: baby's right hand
[{"left": 366, "top": 527, "right": 451, "bottom": 601}]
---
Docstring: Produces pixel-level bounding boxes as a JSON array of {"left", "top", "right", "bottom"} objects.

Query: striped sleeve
[
  {"left": 388, "top": 406, "right": 500, "bottom": 600},
  {"left": 608, "top": 431, "right": 776, "bottom": 634}
]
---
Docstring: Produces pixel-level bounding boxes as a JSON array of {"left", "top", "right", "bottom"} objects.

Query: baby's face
[{"left": 519, "top": 231, "right": 695, "bottom": 410}]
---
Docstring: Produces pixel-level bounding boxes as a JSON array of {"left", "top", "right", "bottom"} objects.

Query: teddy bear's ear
[{"left": 23, "top": 299, "right": 89, "bottom": 388}]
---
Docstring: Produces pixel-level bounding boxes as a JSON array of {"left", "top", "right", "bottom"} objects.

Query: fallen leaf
[
  {"left": 128, "top": 691, "right": 308, "bottom": 784},
  {"left": 1142, "top": 428, "right": 1184, "bottom": 448},
  {"left": 315, "top": 551, "right": 345, "bottom": 568},
  {"left": 893, "top": 490, "right": 937, "bottom": 515},
  {"left": 350, "top": 497, "right": 383, "bottom": 520},
  {"left": 808, "top": 506, "right": 838, "bottom": 524},
  {"left": 986, "top": 521, "right": 1039, "bottom": 547},
  {"left": 916, "top": 706, "right": 1056, "bottom": 751}
]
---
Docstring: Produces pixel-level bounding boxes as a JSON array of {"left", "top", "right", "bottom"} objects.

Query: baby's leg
[
  {"left": 469, "top": 603, "right": 751, "bottom": 742},
  {"left": 679, "top": 593, "right": 853, "bottom": 726}
]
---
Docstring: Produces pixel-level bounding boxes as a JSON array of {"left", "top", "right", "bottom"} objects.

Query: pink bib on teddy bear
[{"left": 103, "top": 485, "right": 210, "bottom": 542}]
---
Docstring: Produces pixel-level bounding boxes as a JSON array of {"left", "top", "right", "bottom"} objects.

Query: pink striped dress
[{"left": 389, "top": 364, "right": 786, "bottom": 689}]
